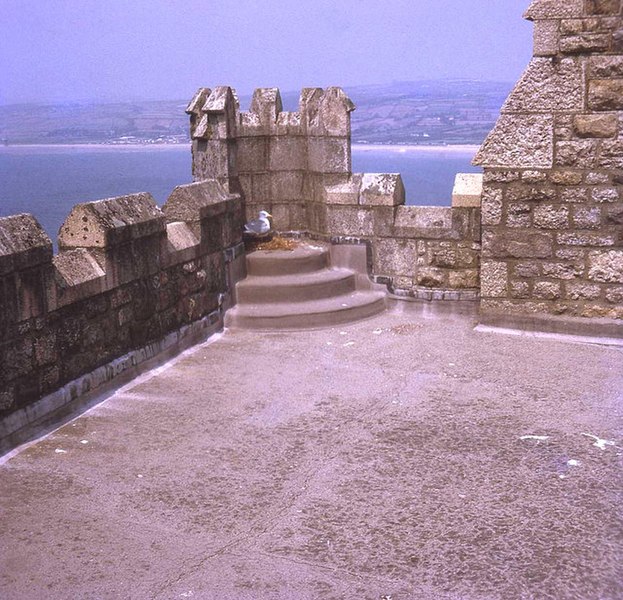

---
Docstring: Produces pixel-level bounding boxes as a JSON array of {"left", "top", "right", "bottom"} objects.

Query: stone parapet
[
  {"left": 0, "top": 181, "right": 244, "bottom": 424},
  {"left": 308, "top": 173, "right": 481, "bottom": 295},
  {"left": 189, "top": 84, "right": 483, "bottom": 297},
  {"left": 188, "top": 85, "right": 356, "bottom": 232}
]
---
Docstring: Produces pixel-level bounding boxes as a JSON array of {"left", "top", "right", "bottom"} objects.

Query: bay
[{"left": 0, "top": 144, "right": 480, "bottom": 243}]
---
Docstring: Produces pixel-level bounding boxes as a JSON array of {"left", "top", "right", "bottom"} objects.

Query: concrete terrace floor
[{"left": 1, "top": 307, "right": 622, "bottom": 600}]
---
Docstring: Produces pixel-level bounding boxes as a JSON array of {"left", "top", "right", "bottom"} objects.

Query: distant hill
[{"left": 0, "top": 80, "right": 511, "bottom": 146}]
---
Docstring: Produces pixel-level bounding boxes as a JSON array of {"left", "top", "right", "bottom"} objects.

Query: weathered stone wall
[
  {"left": 188, "top": 85, "right": 355, "bottom": 232},
  {"left": 316, "top": 174, "right": 481, "bottom": 298},
  {"left": 189, "top": 86, "right": 482, "bottom": 296},
  {"left": 474, "top": 0, "right": 623, "bottom": 325},
  {"left": 0, "top": 181, "right": 244, "bottom": 422}
]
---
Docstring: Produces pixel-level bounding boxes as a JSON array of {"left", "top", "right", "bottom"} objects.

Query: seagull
[{"left": 244, "top": 210, "right": 273, "bottom": 237}]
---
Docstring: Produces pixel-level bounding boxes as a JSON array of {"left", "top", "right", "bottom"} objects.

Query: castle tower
[{"left": 474, "top": 0, "right": 623, "bottom": 333}]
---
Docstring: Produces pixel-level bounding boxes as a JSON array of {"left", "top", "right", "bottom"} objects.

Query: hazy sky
[{"left": 1, "top": 0, "right": 533, "bottom": 105}]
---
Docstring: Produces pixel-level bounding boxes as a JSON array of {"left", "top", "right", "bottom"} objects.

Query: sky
[{"left": 0, "top": 0, "right": 534, "bottom": 105}]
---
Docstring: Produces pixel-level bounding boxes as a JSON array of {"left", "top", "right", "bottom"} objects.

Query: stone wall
[
  {"left": 0, "top": 181, "right": 244, "bottom": 429},
  {"left": 188, "top": 86, "right": 482, "bottom": 296},
  {"left": 474, "top": 0, "right": 623, "bottom": 327}
]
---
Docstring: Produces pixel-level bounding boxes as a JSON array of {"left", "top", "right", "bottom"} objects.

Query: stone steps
[
  {"left": 236, "top": 268, "right": 357, "bottom": 304},
  {"left": 226, "top": 244, "right": 386, "bottom": 330}
]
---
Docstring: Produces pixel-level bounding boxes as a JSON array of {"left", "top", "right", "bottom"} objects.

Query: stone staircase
[{"left": 225, "top": 243, "right": 386, "bottom": 330}]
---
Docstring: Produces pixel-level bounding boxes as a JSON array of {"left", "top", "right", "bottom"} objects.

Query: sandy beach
[{"left": 352, "top": 143, "right": 479, "bottom": 154}]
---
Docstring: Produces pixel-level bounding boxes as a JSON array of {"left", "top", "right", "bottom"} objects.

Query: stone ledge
[
  {"left": 0, "top": 311, "right": 224, "bottom": 455},
  {"left": 477, "top": 310, "right": 623, "bottom": 343},
  {"left": 58, "top": 193, "right": 165, "bottom": 250},
  {"left": 0, "top": 214, "right": 53, "bottom": 275},
  {"left": 452, "top": 173, "right": 483, "bottom": 208}
]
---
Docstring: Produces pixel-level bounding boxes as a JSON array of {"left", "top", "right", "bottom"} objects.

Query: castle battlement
[{"left": 1, "top": 0, "right": 621, "bottom": 451}]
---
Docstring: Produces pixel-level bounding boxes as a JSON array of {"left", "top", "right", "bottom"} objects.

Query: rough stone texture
[
  {"left": 560, "top": 33, "right": 611, "bottom": 54},
  {"left": 588, "top": 249, "right": 623, "bottom": 282},
  {"left": 586, "top": 0, "right": 623, "bottom": 15},
  {"left": 573, "top": 113, "right": 619, "bottom": 137},
  {"left": 451, "top": 173, "right": 483, "bottom": 207},
  {"left": 0, "top": 187, "right": 244, "bottom": 422},
  {"left": 503, "top": 58, "right": 584, "bottom": 113},
  {"left": 588, "top": 79, "right": 623, "bottom": 110},
  {"left": 0, "top": 214, "right": 53, "bottom": 275},
  {"left": 189, "top": 85, "right": 482, "bottom": 295},
  {"left": 473, "top": 115, "right": 554, "bottom": 169},
  {"left": 481, "top": 261, "right": 508, "bottom": 297},
  {"left": 591, "top": 55, "right": 623, "bottom": 77},
  {"left": 476, "top": 1, "right": 623, "bottom": 322},
  {"left": 534, "top": 19, "right": 561, "bottom": 55},
  {"left": 359, "top": 173, "right": 405, "bottom": 206},
  {"left": 524, "top": 0, "right": 584, "bottom": 20}
]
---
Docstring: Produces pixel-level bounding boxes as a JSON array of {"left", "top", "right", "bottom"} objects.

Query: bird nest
[{"left": 252, "top": 236, "right": 300, "bottom": 251}]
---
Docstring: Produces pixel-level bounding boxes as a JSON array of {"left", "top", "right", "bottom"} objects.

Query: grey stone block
[
  {"left": 59, "top": 193, "right": 164, "bottom": 250},
  {"left": 485, "top": 232, "right": 554, "bottom": 259},
  {"left": 308, "top": 137, "right": 351, "bottom": 174},
  {"left": 560, "top": 33, "right": 611, "bottom": 54},
  {"left": 359, "top": 173, "right": 405, "bottom": 206},
  {"left": 590, "top": 56, "right": 623, "bottom": 78},
  {"left": 533, "top": 281, "right": 561, "bottom": 300},
  {"left": 163, "top": 181, "right": 234, "bottom": 223},
  {"left": 250, "top": 88, "right": 282, "bottom": 124},
  {"left": 573, "top": 114, "right": 619, "bottom": 138},
  {"left": 533, "top": 204, "right": 570, "bottom": 229},
  {"left": 534, "top": 20, "right": 560, "bottom": 56},
  {"left": 474, "top": 115, "right": 554, "bottom": 169},
  {"left": 585, "top": 0, "right": 622, "bottom": 15},
  {"left": 324, "top": 175, "right": 363, "bottom": 205},
  {"left": 237, "top": 138, "right": 268, "bottom": 173},
  {"left": 557, "top": 232, "right": 616, "bottom": 246},
  {"left": 268, "top": 137, "right": 307, "bottom": 171},
  {"left": 555, "top": 140, "right": 598, "bottom": 168},
  {"left": 481, "top": 261, "right": 508, "bottom": 298},
  {"left": 0, "top": 214, "right": 52, "bottom": 275},
  {"left": 319, "top": 87, "right": 356, "bottom": 137},
  {"left": 503, "top": 58, "right": 584, "bottom": 113},
  {"left": 416, "top": 267, "right": 446, "bottom": 288},
  {"left": 326, "top": 206, "right": 374, "bottom": 237},
  {"left": 589, "top": 80, "right": 623, "bottom": 111},
  {"left": 392, "top": 206, "right": 457, "bottom": 239},
  {"left": 481, "top": 187, "right": 503, "bottom": 225},
  {"left": 452, "top": 173, "right": 483, "bottom": 208},
  {"left": 270, "top": 172, "right": 305, "bottom": 201},
  {"left": 374, "top": 238, "right": 417, "bottom": 277},
  {"left": 588, "top": 250, "right": 623, "bottom": 282},
  {"left": 524, "top": 0, "right": 584, "bottom": 20}
]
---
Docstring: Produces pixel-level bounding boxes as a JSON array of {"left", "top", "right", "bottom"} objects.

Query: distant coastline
[
  {"left": 0, "top": 143, "right": 191, "bottom": 152},
  {"left": 1, "top": 142, "right": 480, "bottom": 154},
  {"left": 352, "top": 143, "right": 479, "bottom": 154}
]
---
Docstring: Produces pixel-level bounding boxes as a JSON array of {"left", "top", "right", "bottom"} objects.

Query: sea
[{"left": 0, "top": 144, "right": 481, "bottom": 242}]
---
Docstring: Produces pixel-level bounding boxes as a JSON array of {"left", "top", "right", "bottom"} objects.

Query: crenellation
[
  {"left": 249, "top": 88, "right": 283, "bottom": 125},
  {"left": 4, "top": 0, "right": 623, "bottom": 441},
  {"left": 0, "top": 179, "right": 245, "bottom": 422}
]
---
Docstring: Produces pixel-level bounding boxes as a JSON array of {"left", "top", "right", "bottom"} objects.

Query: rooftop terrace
[{"left": 1, "top": 306, "right": 621, "bottom": 599}]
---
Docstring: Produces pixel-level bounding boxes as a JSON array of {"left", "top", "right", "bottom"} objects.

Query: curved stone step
[
  {"left": 236, "top": 268, "right": 357, "bottom": 304},
  {"left": 246, "top": 246, "right": 329, "bottom": 276},
  {"left": 226, "top": 290, "right": 386, "bottom": 330}
]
